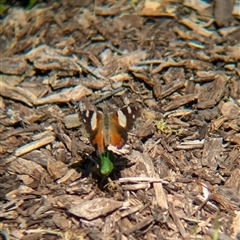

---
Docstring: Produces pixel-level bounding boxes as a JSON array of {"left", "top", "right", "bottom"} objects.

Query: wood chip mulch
[{"left": 0, "top": 0, "right": 240, "bottom": 239}]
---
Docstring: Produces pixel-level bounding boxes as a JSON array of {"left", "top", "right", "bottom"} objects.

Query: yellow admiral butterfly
[{"left": 79, "top": 106, "right": 140, "bottom": 153}]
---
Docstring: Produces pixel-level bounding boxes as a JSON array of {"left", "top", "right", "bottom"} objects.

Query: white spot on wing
[
  {"left": 91, "top": 112, "right": 97, "bottom": 130},
  {"left": 117, "top": 109, "right": 127, "bottom": 127},
  {"left": 127, "top": 106, "right": 132, "bottom": 114}
]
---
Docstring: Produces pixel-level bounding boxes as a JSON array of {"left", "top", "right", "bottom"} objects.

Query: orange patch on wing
[
  {"left": 110, "top": 123, "right": 127, "bottom": 149},
  {"left": 109, "top": 130, "right": 126, "bottom": 149},
  {"left": 92, "top": 130, "right": 105, "bottom": 152}
]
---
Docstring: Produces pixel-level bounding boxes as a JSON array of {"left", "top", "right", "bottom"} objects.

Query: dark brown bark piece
[
  {"left": 0, "top": 57, "right": 27, "bottom": 75},
  {"left": 161, "top": 79, "right": 186, "bottom": 98},
  {"left": 136, "top": 119, "right": 155, "bottom": 138},
  {"left": 7, "top": 158, "right": 47, "bottom": 180},
  {"left": 197, "top": 74, "right": 228, "bottom": 109},
  {"left": 214, "top": 0, "right": 234, "bottom": 27},
  {"left": 153, "top": 77, "right": 162, "bottom": 100},
  {"left": 225, "top": 168, "right": 240, "bottom": 189},
  {"left": 47, "top": 161, "right": 68, "bottom": 180},
  {"left": 123, "top": 216, "right": 154, "bottom": 235},
  {"left": 163, "top": 93, "right": 198, "bottom": 111},
  {"left": 201, "top": 138, "right": 223, "bottom": 170}
]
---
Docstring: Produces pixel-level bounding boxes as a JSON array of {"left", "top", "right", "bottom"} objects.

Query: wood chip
[
  {"left": 14, "top": 134, "right": 55, "bottom": 157},
  {"left": 163, "top": 93, "right": 198, "bottom": 111},
  {"left": 0, "top": 81, "right": 37, "bottom": 107},
  {"left": 214, "top": 0, "right": 234, "bottom": 26},
  {"left": 69, "top": 198, "right": 123, "bottom": 220},
  {"left": 201, "top": 138, "right": 223, "bottom": 170},
  {"left": 0, "top": 56, "right": 27, "bottom": 75}
]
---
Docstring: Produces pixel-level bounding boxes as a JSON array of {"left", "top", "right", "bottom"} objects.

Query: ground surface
[{"left": 0, "top": 0, "right": 240, "bottom": 239}]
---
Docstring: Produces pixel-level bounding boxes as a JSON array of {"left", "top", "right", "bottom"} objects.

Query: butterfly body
[{"left": 80, "top": 106, "right": 140, "bottom": 152}]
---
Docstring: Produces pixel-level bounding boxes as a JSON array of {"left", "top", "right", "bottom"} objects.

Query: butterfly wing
[
  {"left": 108, "top": 106, "right": 140, "bottom": 149},
  {"left": 80, "top": 110, "right": 105, "bottom": 152},
  {"left": 79, "top": 106, "right": 140, "bottom": 152}
]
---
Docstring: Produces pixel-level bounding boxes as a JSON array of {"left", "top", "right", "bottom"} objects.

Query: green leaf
[
  {"left": 0, "top": 4, "right": 9, "bottom": 15},
  {"left": 26, "top": 0, "right": 38, "bottom": 9},
  {"left": 100, "top": 152, "right": 114, "bottom": 175}
]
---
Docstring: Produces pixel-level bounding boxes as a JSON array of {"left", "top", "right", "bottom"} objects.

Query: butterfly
[{"left": 79, "top": 105, "right": 140, "bottom": 153}]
